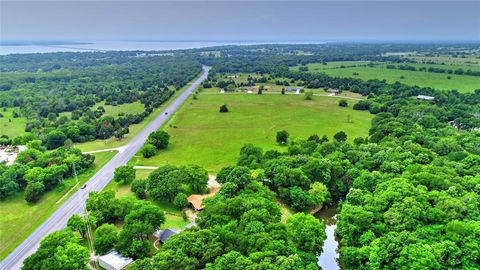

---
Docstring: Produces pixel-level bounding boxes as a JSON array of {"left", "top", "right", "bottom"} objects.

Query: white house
[
  {"left": 417, "top": 95, "right": 435, "bottom": 101},
  {"left": 98, "top": 250, "right": 133, "bottom": 270}
]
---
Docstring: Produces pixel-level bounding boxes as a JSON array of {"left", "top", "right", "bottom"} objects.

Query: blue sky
[{"left": 1, "top": 1, "right": 479, "bottom": 41}]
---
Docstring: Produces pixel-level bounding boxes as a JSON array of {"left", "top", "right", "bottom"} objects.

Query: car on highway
[{"left": 81, "top": 184, "right": 87, "bottom": 189}]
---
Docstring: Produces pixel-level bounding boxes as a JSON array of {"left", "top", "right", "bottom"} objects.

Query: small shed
[
  {"left": 98, "top": 250, "right": 133, "bottom": 270},
  {"left": 187, "top": 194, "right": 204, "bottom": 211},
  {"left": 159, "top": 228, "right": 179, "bottom": 243},
  {"left": 417, "top": 95, "right": 435, "bottom": 101},
  {"left": 184, "top": 222, "right": 198, "bottom": 229},
  {"left": 286, "top": 87, "right": 302, "bottom": 92},
  {"left": 327, "top": 88, "right": 340, "bottom": 95}
]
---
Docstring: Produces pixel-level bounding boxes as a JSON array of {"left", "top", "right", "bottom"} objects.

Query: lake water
[
  {"left": 317, "top": 204, "right": 340, "bottom": 270},
  {"left": 0, "top": 40, "right": 326, "bottom": 55}
]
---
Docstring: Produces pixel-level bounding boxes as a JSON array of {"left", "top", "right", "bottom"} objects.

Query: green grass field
[
  {"left": 0, "top": 108, "right": 28, "bottom": 138},
  {"left": 130, "top": 93, "right": 373, "bottom": 173},
  {"left": 407, "top": 55, "right": 480, "bottom": 66},
  {"left": 0, "top": 150, "right": 117, "bottom": 260},
  {"left": 94, "top": 101, "right": 145, "bottom": 118},
  {"left": 294, "top": 62, "right": 480, "bottom": 93}
]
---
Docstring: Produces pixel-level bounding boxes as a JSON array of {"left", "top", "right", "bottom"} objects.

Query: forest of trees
[
  {"left": 0, "top": 141, "right": 94, "bottom": 202},
  {"left": 0, "top": 52, "right": 202, "bottom": 149},
  {"left": 12, "top": 43, "right": 480, "bottom": 269}
]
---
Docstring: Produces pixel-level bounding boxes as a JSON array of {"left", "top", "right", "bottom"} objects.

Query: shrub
[
  {"left": 141, "top": 143, "right": 157, "bottom": 158},
  {"left": 219, "top": 104, "right": 229, "bottom": 113},
  {"left": 131, "top": 179, "right": 147, "bottom": 199},
  {"left": 338, "top": 99, "right": 348, "bottom": 107},
  {"left": 276, "top": 130, "right": 289, "bottom": 144},
  {"left": 333, "top": 131, "right": 347, "bottom": 142},
  {"left": 173, "top": 193, "right": 189, "bottom": 210},
  {"left": 353, "top": 100, "right": 370, "bottom": 111},
  {"left": 305, "top": 91, "right": 313, "bottom": 100},
  {"left": 147, "top": 131, "right": 170, "bottom": 150}
]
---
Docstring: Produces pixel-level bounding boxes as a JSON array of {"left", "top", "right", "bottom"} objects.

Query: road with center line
[{"left": 0, "top": 66, "right": 209, "bottom": 270}]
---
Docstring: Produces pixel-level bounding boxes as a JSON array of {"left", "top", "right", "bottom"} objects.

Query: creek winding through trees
[{"left": 317, "top": 204, "right": 340, "bottom": 270}]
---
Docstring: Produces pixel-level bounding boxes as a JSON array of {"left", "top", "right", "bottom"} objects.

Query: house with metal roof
[
  {"left": 98, "top": 250, "right": 133, "bottom": 270},
  {"left": 417, "top": 95, "right": 435, "bottom": 101},
  {"left": 159, "top": 228, "right": 179, "bottom": 243}
]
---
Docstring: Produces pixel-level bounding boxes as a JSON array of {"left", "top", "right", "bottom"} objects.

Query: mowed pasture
[
  {"left": 407, "top": 55, "right": 480, "bottom": 66},
  {"left": 94, "top": 101, "right": 145, "bottom": 118},
  {"left": 0, "top": 108, "right": 28, "bottom": 138},
  {"left": 293, "top": 62, "right": 480, "bottom": 93},
  {"left": 0, "top": 150, "right": 117, "bottom": 260},
  {"left": 131, "top": 93, "right": 373, "bottom": 173}
]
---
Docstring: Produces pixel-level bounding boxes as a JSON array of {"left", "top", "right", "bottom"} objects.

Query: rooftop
[
  {"left": 98, "top": 250, "right": 133, "bottom": 270},
  {"left": 417, "top": 95, "right": 435, "bottom": 100},
  {"left": 159, "top": 228, "right": 179, "bottom": 243},
  {"left": 187, "top": 187, "right": 220, "bottom": 211}
]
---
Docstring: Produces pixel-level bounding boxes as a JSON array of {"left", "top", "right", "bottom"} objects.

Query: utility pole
[
  {"left": 72, "top": 161, "right": 78, "bottom": 185},
  {"left": 83, "top": 210, "right": 99, "bottom": 270}
]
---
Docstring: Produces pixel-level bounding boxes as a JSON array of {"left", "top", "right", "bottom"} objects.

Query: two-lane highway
[{"left": 0, "top": 66, "right": 209, "bottom": 270}]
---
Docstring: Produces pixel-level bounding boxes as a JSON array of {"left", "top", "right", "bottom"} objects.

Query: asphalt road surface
[{"left": 0, "top": 66, "right": 209, "bottom": 270}]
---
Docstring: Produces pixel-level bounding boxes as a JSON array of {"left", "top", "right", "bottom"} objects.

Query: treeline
[
  {"left": 23, "top": 192, "right": 165, "bottom": 269},
  {"left": 195, "top": 43, "right": 480, "bottom": 73},
  {"left": 204, "top": 56, "right": 480, "bottom": 130},
  {"left": 127, "top": 165, "right": 326, "bottom": 269},
  {"left": 0, "top": 52, "right": 202, "bottom": 149},
  {"left": 386, "top": 64, "right": 480, "bottom": 76},
  {"left": 197, "top": 47, "right": 480, "bottom": 269},
  {"left": 0, "top": 142, "right": 94, "bottom": 201}
]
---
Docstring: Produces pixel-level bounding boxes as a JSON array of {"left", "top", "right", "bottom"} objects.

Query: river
[{"left": 316, "top": 204, "right": 340, "bottom": 270}]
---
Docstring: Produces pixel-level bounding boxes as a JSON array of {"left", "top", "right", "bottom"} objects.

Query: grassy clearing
[
  {"left": 94, "top": 101, "right": 145, "bottom": 118},
  {"left": 407, "top": 55, "right": 480, "bottom": 66},
  {"left": 295, "top": 62, "right": 480, "bottom": 93},
  {"left": 104, "top": 168, "right": 188, "bottom": 230},
  {"left": 0, "top": 150, "right": 117, "bottom": 260},
  {"left": 0, "top": 108, "right": 28, "bottom": 138},
  {"left": 131, "top": 93, "right": 373, "bottom": 173}
]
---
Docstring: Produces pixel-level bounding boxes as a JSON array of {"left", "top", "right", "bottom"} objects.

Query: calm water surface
[
  {"left": 0, "top": 40, "right": 326, "bottom": 55},
  {"left": 316, "top": 204, "right": 340, "bottom": 270}
]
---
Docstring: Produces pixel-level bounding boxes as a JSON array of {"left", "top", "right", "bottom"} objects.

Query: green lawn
[
  {"left": 0, "top": 108, "right": 28, "bottom": 138},
  {"left": 94, "top": 101, "right": 145, "bottom": 118},
  {"left": 294, "top": 62, "right": 480, "bottom": 93},
  {"left": 0, "top": 150, "right": 117, "bottom": 260},
  {"left": 130, "top": 93, "right": 373, "bottom": 173}
]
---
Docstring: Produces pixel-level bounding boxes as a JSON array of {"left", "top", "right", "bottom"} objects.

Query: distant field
[
  {"left": 0, "top": 108, "right": 28, "bottom": 138},
  {"left": 0, "top": 101, "right": 143, "bottom": 142},
  {"left": 407, "top": 55, "right": 480, "bottom": 66},
  {"left": 94, "top": 101, "right": 145, "bottom": 118},
  {"left": 103, "top": 168, "right": 188, "bottom": 229},
  {"left": 294, "top": 62, "right": 480, "bottom": 93},
  {"left": 130, "top": 93, "right": 373, "bottom": 173},
  {"left": 0, "top": 150, "right": 117, "bottom": 260}
]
